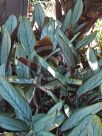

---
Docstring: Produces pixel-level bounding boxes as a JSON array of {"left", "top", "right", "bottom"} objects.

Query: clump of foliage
[{"left": 0, "top": 0, "right": 102, "bottom": 136}]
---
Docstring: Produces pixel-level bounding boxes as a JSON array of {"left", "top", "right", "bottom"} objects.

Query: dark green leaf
[
  {"left": 76, "top": 32, "right": 97, "bottom": 49},
  {"left": 43, "top": 80, "right": 62, "bottom": 90},
  {"left": 0, "top": 115, "right": 29, "bottom": 132},
  {"left": 57, "top": 36, "right": 75, "bottom": 66},
  {"left": 0, "top": 77, "right": 32, "bottom": 124},
  {"left": 48, "top": 101, "right": 63, "bottom": 114},
  {"left": 15, "top": 59, "right": 30, "bottom": 78},
  {"left": 57, "top": 29, "right": 78, "bottom": 57},
  {"left": 33, "top": 4, "right": 45, "bottom": 28},
  {"left": 61, "top": 102, "right": 102, "bottom": 131},
  {"left": 77, "top": 70, "right": 102, "bottom": 97},
  {"left": 1, "top": 29, "right": 11, "bottom": 64},
  {"left": 47, "top": 91, "right": 59, "bottom": 103},
  {"left": 32, "top": 114, "right": 46, "bottom": 123},
  {"left": 38, "top": 56, "right": 64, "bottom": 82},
  {"left": 4, "top": 15, "right": 17, "bottom": 35},
  {"left": 33, "top": 112, "right": 64, "bottom": 133},
  {"left": 71, "top": 0, "right": 83, "bottom": 25},
  {"left": 68, "top": 114, "right": 102, "bottom": 136},
  {"left": 18, "top": 17, "right": 36, "bottom": 57},
  {"left": 61, "top": 9, "right": 72, "bottom": 32}
]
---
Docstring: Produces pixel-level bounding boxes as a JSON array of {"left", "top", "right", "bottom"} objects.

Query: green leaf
[
  {"left": 68, "top": 114, "right": 102, "bottom": 136},
  {"left": 76, "top": 32, "right": 97, "bottom": 49},
  {"left": 43, "top": 80, "right": 62, "bottom": 90},
  {"left": 4, "top": 15, "right": 17, "bottom": 35},
  {"left": 33, "top": 4, "right": 45, "bottom": 28},
  {"left": 47, "top": 91, "right": 59, "bottom": 103},
  {"left": 15, "top": 44, "right": 26, "bottom": 58},
  {"left": 0, "top": 77, "right": 32, "bottom": 124},
  {"left": 0, "top": 64, "right": 5, "bottom": 77},
  {"left": 18, "top": 17, "right": 36, "bottom": 57},
  {"left": 61, "top": 102, "right": 102, "bottom": 131},
  {"left": 1, "top": 28, "right": 11, "bottom": 64},
  {"left": 33, "top": 112, "right": 64, "bottom": 133},
  {"left": 86, "top": 47, "right": 99, "bottom": 71},
  {"left": 0, "top": 115, "right": 29, "bottom": 132},
  {"left": 57, "top": 36, "right": 75, "bottom": 66},
  {"left": 36, "top": 131, "right": 55, "bottom": 136},
  {"left": 32, "top": 114, "right": 46, "bottom": 123},
  {"left": 48, "top": 101, "right": 63, "bottom": 115},
  {"left": 57, "top": 29, "right": 78, "bottom": 57},
  {"left": 77, "top": 70, "right": 102, "bottom": 97},
  {"left": 71, "top": 0, "right": 83, "bottom": 25},
  {"left": 61, "top": 9, "right": 72, "bottom": 32},
  {"left": 41, "top": 19, "right": 57, "bottom": 48},
  {"left": 38, "top": 56, "right": 64, "bottom": 82},
  {"left": 15, "top": 59, "right": 30, "bottom": 78}
]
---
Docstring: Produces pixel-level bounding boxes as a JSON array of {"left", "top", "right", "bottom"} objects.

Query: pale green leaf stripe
[
  {"left": 18, "top": 17, "right": 36, "bottom": 57},
  {"left": 36, "top": 131, "right": 56, "bottom": 136},
  {"left": 1, "top": 29, "right": 11, "bottom": 64},
  {"left": 4, "top": 15, "right": 17, "bottom": 35},
  {"left": 68, "top": 115, "right": 102, "bottom": 136},
  {"left": 0, "top": 77, "right": 32, "bottom": 123},
  {"left": 71, "top": 0, "right": 83, "bottom": 25},
  {"left": 0, "top": 115, "right": 29, "bottom": 132},
  {"left": 33, "top": 4, "right": 45, "bottom": 28},
  {"left": 61, "top": 9, "right": 72, "bottom": 32},
  {"left": 76, "top": 32, "right": 97, "bottom": 49},
  {"left": 61, "top": 102, "right": 102, "bottom": 131},
  {"left": 77, "top": 70, "right": 102, "bottom": 97}
]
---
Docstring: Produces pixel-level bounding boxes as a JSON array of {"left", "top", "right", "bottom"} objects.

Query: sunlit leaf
[
  {"left": 0, "top": 115, "right": 29, "bottom": 132},
  {"left": 68, "top": 114, "right": 102, "bottom": 136},
  {"left": 77, "top": 70, "right": 102, "bottom": 97},
  {"left": 33, "top": 4, "right": 45, "bottom": 28},
  {"left": 61, "top": 102, "right": 102, "bottom": 131},
  {"left": 4, "top": 15, "right": 17, "bottom": 35},
  {"left": 86, "top": 47, "right": 99, "bottom": 71},
  {"left": 76, "top": 32, "right": 97, "bottom": 49},
  {"left": 0, "top": 77, "right": 32, "bottom": 124}
]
